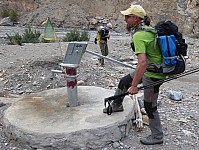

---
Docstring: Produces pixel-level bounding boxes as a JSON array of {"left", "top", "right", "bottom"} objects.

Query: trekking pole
[
  {"left": 86, "top": 50, "right": 135, "bottom": 69},
  {"left": 140, "top": 67, "right": 199, "bottom": 90},
  {"left": 105, "top": 67, "right": 199, "bottom": 115}
]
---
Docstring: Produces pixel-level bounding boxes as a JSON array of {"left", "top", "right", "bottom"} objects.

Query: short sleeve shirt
[{"left": 133, "top": 26, "right": 166, "bottom": 79}]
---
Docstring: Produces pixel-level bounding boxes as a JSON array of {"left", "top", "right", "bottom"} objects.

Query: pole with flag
[{"left": 42, "top": 17, "right": 63, "bottom": 56}]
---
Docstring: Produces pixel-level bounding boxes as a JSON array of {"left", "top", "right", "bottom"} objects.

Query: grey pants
[
  {"left": 114, "top": 71, "right": 163, "bottom": 139},
  {"left": 99, "top": 42, "right": 108, "bottom": 65}
]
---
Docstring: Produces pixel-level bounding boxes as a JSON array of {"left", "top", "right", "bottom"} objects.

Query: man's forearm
[{"left": 132, "top": 66, "right": 145, "bottom": 87}]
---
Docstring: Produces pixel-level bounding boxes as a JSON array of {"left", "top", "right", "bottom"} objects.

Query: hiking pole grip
[
  {"left": 104, "top": 86, "right": 145, "bottom": 115},
  {"left": 105, "top": 85, "right": 144, "bottom": 103},
  {"left": 104, "top": 92, "right": 129, "bottom": 115},
  {"left": 105, "top": 92, "right": 129, "bottom": 101}
]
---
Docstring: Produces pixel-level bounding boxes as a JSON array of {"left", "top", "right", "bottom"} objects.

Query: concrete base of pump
[{"left": 3, "top": 86, "right": 136, "bottom": 150}]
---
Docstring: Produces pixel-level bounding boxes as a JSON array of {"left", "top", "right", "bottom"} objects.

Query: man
[
  {"left": 103, "top": 5, "right": 166, "bottom": 145},
  {"left": 98, "top": 23, "right": 112, "bottom": 66}
]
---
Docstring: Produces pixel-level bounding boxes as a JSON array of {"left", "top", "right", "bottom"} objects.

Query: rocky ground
[{"left": 0, "top": 26, "right": 199, "bottom": 150}]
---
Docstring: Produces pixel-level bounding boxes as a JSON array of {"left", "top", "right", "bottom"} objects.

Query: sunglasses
[{"left": 125, "top": 15, "right": 136, "bottom": 18}]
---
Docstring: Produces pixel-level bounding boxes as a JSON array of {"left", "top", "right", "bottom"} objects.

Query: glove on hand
[{"left": 94, "top": 38, "right": 97, "bottom": 44}]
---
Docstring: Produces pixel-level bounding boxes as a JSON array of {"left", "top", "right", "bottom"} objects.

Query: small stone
[
  {"left": 77, "top": 80, "right": 84, "bottom": 85},
  {"left": 25, "top": 90, "right": 32, "bottom": 94},
  {"left": 108, "top": 83, "right": 115, "bottom": 87},
  {"left": 176, "top": 136, "right": 182, "bottom": 140},
  {"left": 18, "top": 91, "right": 24, "bottom": 94},
  {"left": 15, "top": 84, "right": 22, "bottom": 89},
  {"left": 119, "top": 141, "right": 124, "bottom": 146},
  {"left": 167, "top": 90, "right": 183, "bottom": 101},
  {"left": 112, "top": 141, "right": 120, "bottom": 148},
  {"left": 178, "top": 118, "right": 188, "bottom": 123},
  {"left": 32, "top": 81, "right": 38, "bottom": 86},
  {"left": 132, "top": 60, "right": 138, "bottom": 65},
  {"left": 182, "top": 129, "right": 196, "bottom": 137}
]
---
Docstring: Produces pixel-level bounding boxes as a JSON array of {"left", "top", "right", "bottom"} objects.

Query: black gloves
[{"left": 94, "top": 38, "right": 97, "bottom": 44}]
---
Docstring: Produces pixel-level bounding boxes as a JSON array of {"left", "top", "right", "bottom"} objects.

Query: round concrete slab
[{"left": 3, "top": 86, "right": 135, "bottom": 149}]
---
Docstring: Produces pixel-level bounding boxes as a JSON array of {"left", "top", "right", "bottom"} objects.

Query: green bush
[
  {"left": 0, "top": 9, "right": 10, "bottom": 18},
  {"left": 6, "top": 27, "right": 41, "bottom": 45},
  {"left": 9, "top": 10, "right": 18, "bottom": 22},
  {"left": 21, "top": 27, "right": 41, "bottom": 43},
  {"left": 0, "top": 9, "right": 18, "bottom": 22},
  {"left": 63, "top": 29, "right": 89, "bottom": 42},
  {"left": 79, "top": 30, "right": 89, "bottom": 41},
  {"left": 6, "top": 33, "right": 22, "bottom": 45},
  {"left": 63, "top": 29, "right": 80, "bottom": 42}
]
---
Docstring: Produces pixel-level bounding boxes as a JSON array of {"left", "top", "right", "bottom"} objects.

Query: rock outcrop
[{"left": 0, "top": 0, "right": 198, "bottom": 35}]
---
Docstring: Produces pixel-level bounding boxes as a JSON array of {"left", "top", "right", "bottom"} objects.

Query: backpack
[
  {"left": 95, "top": 26, "right": 104, "bottom": 44},
  {"left": 136, "top": 21, "right": 188, "bottom": 76},
  {"left": 155, "top": 21, "right": 188, "bottom": 56}
]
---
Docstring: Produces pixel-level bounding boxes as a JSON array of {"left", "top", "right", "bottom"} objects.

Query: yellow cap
[{"left": 120, "top": 5, "right": 146, "bottom": 18}]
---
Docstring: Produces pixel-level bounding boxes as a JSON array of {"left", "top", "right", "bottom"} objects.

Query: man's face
[{"left": 124, "top": 15, "right": 137, "bottom": 28}]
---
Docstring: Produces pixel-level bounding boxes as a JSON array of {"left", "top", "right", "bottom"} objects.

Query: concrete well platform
[{"left": 3, "top": 86, "right": 135, "bottom": 150}]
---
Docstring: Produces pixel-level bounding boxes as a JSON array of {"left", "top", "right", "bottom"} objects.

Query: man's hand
[
  {"left": 128, "top": 85, "right": 138, "bottom": 95},
  {"left": 105, "top": 34, "right": 110, "bottom": 39}
]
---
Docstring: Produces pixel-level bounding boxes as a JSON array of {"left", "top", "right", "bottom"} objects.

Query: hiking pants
[
  {"left": 99, "top": 42, "right": 108, "bottom": 65},
  {"left": 114, "top": 71, "right": 163, "bottom": 139}
]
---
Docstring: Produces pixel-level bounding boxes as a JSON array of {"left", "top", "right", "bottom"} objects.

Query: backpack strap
[
  {"left": 133, "top": 26, "right": 163, "bottom": 73},
  {"left": 147, "top": 55, "right": 162, "bottom": 69},
  {"left": 134, "top": 26, "right": 158, "bottom": 50}
]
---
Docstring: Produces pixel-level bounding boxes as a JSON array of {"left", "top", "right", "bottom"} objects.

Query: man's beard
[{"left": 126, "top": 24, "right": 131, "bottom": 33}]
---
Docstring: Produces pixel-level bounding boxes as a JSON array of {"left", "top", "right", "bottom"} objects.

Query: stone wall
[{"left": 0, "top": 0, "right": 198, "bottom": 35}]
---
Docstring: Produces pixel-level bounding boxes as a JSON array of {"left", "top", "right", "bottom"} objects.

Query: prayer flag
[{"left": 42, "top": 17, "right": 56, "bottom": 41}]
